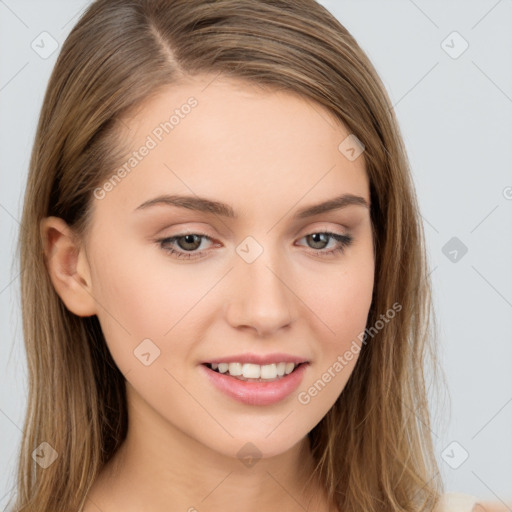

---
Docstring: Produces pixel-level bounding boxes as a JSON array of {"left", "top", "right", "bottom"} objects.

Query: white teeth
[
  {"left": 209, "top": 361, "right": 301, "bottom": 380},
  {"left": 228, "top": 362, "right": 243, "bottom": 376},
  {"left": 284, "top": 362, "right": 295, "bottom": 375},
  {"left": 242, "top": 363, "right": 260, "bottom": 379},
  {"left": 260, "top": 363, "right": 277, "bottom": 379}
]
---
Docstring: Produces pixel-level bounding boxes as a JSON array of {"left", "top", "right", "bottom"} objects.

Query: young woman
[{"left": 9, "top": 0, "right": 483, "bottom": 510}]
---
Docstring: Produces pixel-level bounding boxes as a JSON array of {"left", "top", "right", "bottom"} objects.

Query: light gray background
[{"left": 1, "top": 0, "right": 511, "bottom": 508}]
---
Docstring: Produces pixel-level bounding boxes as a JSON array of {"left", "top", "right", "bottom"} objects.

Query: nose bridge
[{"left": 227, "top": 235, "right": 294, "bottom": 334}]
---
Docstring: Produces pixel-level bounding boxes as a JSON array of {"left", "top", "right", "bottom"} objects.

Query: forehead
[{"left": 99, "top": 75, "right": 369, "bottom": 220}]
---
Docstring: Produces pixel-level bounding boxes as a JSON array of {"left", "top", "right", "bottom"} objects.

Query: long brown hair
[{"left": 11, "top": 0, "right": 446, "bottom": 510}]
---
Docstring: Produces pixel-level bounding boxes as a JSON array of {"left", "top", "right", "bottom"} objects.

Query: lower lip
[{"left": 200, "top": 363, "right": 309, "bottom": 406}]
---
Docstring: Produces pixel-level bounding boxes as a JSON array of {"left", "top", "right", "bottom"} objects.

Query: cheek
[
  {"left": 304, "top": 249, "right": 375, "bottom": 347},
  {"left": 324, "top": 269, "right": 374, "bottom": 340},
  {"left": 295, "top": 253, "right": 374, "bottom": 410},
  {"left": 91, "top": 235, "right": 207, "bottom": 329}
]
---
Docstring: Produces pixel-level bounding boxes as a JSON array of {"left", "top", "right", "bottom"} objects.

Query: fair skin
[{"left": 41, "top": 75, "right": 375, "bottom": 512}]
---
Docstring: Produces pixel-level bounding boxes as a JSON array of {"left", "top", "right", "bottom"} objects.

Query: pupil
[
  {"left": 180, "top": 234, "right": 200, "bottom": 250},
  {"left": 309, "top": 233, "right": 328, "bottom": 249}
]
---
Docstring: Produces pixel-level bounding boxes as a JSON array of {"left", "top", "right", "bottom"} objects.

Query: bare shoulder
[
  {"left": 436, "top": 493, "right": 512, "bottom": 512},
  {"left": 473, "top": 502, "right": 512, "bottom": 512},
  {"left": 435, "top": 493, "right": 477, "bottom": 512}
]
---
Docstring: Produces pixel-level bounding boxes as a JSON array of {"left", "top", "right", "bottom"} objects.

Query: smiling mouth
[{"left": 203, "top": 362, "right": 308, "bottom": 382}]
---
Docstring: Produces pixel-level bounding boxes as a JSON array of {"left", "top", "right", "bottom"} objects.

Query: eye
[
  {"left": 156, "top": 231, "right": 353, "bottom": 260},
  {"left": 157, "top": 233, "right": 216, "bottom": 260},
  {"left": 297, "top": 232, "right": 353, "bottom": 258}
]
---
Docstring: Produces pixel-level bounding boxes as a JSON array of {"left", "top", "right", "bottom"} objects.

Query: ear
[{"left": 40, "top": 216, "right": 97, "bottom": 317}]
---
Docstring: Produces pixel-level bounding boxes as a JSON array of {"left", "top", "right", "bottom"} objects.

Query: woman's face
[{"left": 81, "top": 75, "right": 374, "bottom": 459}]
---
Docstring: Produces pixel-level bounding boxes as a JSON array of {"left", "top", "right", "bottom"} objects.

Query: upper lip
[{"left": 202, "top": 353, "right": 310, "bottom": 366}]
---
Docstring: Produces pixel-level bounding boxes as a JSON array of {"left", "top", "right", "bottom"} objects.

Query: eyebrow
[{"left": 134, "top": 193, "right": 369, "bottom": 218}]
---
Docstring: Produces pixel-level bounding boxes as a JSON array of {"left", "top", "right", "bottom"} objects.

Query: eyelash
[{"left": 156, "top": 231, "right": 353, "bottom": 260}]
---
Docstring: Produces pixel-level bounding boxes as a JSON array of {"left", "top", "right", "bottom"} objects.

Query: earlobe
[{"left": 40, "top": 216, "right": 97, "bottom": 317}]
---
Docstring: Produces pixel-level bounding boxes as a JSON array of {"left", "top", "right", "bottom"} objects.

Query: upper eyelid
[{"left": 158, "top": 222, "right": 350, "bottom": 239}]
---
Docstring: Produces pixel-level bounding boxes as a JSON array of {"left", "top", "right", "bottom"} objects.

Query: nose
[{"left": 225, "top": 247, "right": 295, "bottom": 336}]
